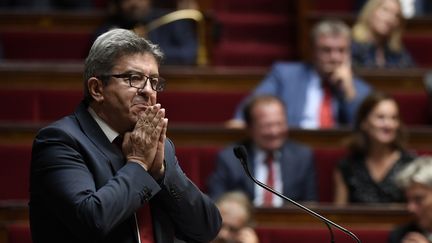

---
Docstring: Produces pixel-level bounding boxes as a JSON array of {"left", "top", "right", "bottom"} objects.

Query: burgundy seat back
[
  {"left": 6, "top": 223, "right": 32, "bottom": 243},
  {"left": 1, "top": 29, "right": 91, "bottom": 60},
  {"left": 0, "top": 145, "right": 31, "bottom": 200},
  {"left": 392, "top": 91, "right": 430, "bottom": 126},
  {"left": 313, "top": 148, "right": 347, "bottom": 202},
  {"left": 158, "top": 91, "right": 246, "bottom": 124}
]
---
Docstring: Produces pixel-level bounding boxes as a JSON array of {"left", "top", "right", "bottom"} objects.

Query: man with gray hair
[
  {"left": 29, "top": 28, "right": 221, "bottom": 243},
  {"left": 389, "top": 156, "right": 432, "bottom": 243},
  {"left": 231, "top": 19, "right": 371, "bottom": 129}
]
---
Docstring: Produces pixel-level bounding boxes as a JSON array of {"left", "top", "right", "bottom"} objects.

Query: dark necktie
[
  {"left": 112, "top": 136, "right": 154, "bottom": 242},
  {"left": 112, "top": 135, "right": 123, "bottom": 152},
  {"left": 137, "top": 204, "right": 154, "bottom": 243},
  {"left": 263, "top": 152, "right": 274, "bottom": 206}
]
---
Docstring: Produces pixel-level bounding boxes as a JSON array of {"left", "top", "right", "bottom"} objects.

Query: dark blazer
[
  {"left": 234, "top": 62, "right": 372, "bottom": 128},
  {"left": 351, "top": 41, "right": 415, "bottom": 68},
  {"left": 94, "top": 8, "right": 197, "bottom": 65},
  {"left": 29, "top": 101, "right": 221, "bottom": 243},
  {"left": 388, "top": 222, "right": 423, "bottom": 243},
  {"left": 207, "top": 140, "right": 317, "bottom": 202}
]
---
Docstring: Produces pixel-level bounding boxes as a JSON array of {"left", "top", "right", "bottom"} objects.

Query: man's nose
[
  {"left": 329, "top": 49, "right": 343, "bottom": 60},
  {"left": 137, "top": 81, "right": 153, "bottom": 93}
]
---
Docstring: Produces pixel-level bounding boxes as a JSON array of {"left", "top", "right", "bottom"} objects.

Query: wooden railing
[
  {"left": 1, "top": 123, "right": 432, "bottom": 149},
  {"left": 0, "top": 200, "right": 412, "bottom": 243},
  {"left": 0, "top": 62, "right": 428, "bottom": 92}
]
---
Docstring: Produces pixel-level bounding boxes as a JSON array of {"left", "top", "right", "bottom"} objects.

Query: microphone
[{"left": 233, "top": 146, "right": 361, "bottom": 243}]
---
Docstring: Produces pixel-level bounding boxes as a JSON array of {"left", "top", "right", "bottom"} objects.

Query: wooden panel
[
  {"left": 254, "top": 204, "right": 412, "bottom": 228},
  {"left": 0, "top": 62, "right": 428, "bottom": 92},
  {"left": 0, "top": 10, "right": 105, "bottom": 31},
  {"left": 0, "top": 201, "right": 411, "bottom": 229},
  {"left": 1, "top": 123, "right": 432, "bottom": 149}
]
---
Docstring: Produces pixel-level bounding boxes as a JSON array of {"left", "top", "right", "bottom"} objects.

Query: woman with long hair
[
  {"left": 351, "top": 0, "right": 414, "bottom": 68},
  {"left": 333, "top": 92, "right": 415, "bottom": 204}
]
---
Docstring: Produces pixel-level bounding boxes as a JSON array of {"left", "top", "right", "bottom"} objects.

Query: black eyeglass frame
[{"left": 99, "top": 72, "right": 166, "bottom": 92}]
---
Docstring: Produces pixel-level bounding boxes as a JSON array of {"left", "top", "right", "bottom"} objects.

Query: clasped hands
[{"left": 122, "top": 104, "right": 168, "bottom": 179}]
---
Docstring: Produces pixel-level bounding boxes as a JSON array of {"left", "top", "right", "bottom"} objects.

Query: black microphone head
[{"left": 233, "top": 145, "right": 248, "bottom": 161}]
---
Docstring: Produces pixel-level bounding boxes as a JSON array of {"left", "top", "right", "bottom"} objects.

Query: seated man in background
[
  {"left": 208, "top": 95, "right": 317, "bottom": 206},
  {"left": 212, "top": 191, "right": 259, "bottom": 243},
  {"left": 230, "top": 19, "right": 371, "bottom": 129},
  {"left": 389, "top": 156, "right": 432, "bottom": 243},
  {"left": 94, "top": 0, "right": 198, "bottom": 65}
]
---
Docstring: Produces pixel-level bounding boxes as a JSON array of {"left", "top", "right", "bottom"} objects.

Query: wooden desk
[
  {"left": 0, "top": 10, "right": 104, "bottom": 31},
  {"left": 0, "top": 62, "right": 428, "bottom": 92},
  {"left": 254, "top": 203, "right": 412, "bottom": 228},
  {"left": 0, "top": 201, "right": 412, "bottom": 243},
  {"left": 1, "top": 123, "right": 432, "bottom": 149}
]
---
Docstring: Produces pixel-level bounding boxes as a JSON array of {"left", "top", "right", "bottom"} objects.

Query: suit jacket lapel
[
  {"left": 243, "top": 142, "right": 257, "bottom": 198},
  {"left": 279, "top": 143, "right": 295, "bottom": 196},
  {"left": 74, "top": 101, "right": 125, "bottom": 172}
]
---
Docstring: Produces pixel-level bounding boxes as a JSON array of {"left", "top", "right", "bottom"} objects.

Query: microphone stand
[{"left": 233, "top": 146, "right": 361, "bottom": 243}]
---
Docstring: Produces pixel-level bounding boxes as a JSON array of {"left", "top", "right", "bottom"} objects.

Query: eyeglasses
[{"left": 100, "top": 72, "right": 166, "bottom": 92}]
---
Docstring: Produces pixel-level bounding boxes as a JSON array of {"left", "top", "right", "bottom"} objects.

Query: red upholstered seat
[
  {"left": 403, "top": 34, "right": 432, "bottom": 67},
  {"left": 6, "top": 223, "right": 32, "bottom": 243},
  {"left": 175, "top": 147, "right": 201, "bottom": 187},
  {"left": 0, "top": 89, "right": 81, "bottom": 122},
  {"left": 0, "top": 89, "right": 245, "bottom": 124},
  {"left": 313, "top": 148, "right": 347, "bottom": 202},
  {"left": 158, "top": 91, "right": 246, "bottom": 124},
  {"left": 392, "top": 91, "right": 430, "bottom": 126},
  {"left": 0, "top": 29, "right": 91, "bottom": 61},
  {"left": 256, "top": 226, "right": 389, "bottom": 243},
  {"left": 0, "top": 90, "right": 37, "bottom": 122},
  {"left": 175, "top": 146, "right": 219, "bottom": 192},
  {"left": 39, "top": 90, "right": 82, "bottom": 121},
  {"left": 197, "top": 146, "right": 220, "bottom": 192},
  {"left": 0, "top": 145, "right": 31, "bottom": 200},
  {"left": 210, "top": 0, "right": 297, "bottom": 66}
]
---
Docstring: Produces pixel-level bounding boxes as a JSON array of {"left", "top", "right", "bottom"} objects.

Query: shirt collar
[
  {"left": 253, "top": 145, "right": 281, "bottom": 161},
  {"left": 88, "top": 107, "right": 119, "bottom": 143}
]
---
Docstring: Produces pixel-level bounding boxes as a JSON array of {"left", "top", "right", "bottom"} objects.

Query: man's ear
[{"left": 87, "top": 77, "right": 105, "bottom": 102}]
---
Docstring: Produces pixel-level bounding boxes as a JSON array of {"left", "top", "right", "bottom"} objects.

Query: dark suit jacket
[
  {"left": 388, "top": 222, "right": 424, "bottom": 243},
  {"left": 94, "top": 8, "right": 197, "bottom": 65},
  {"left": 234, "top": 62, "right": 372, "bottom": 127},
  {"left": 29, "top": 101, "right": 221, "bottom": 243},
  {"left": 207, "top": 140, "right": 317, "bottom": 202}
]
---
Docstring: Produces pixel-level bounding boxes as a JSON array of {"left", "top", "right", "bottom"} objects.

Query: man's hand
[
  {"left": 236, "top": 227, "right": 259, "bottom": 243},
  {"left": 329, "top": 59, "right": 356, "bottom": 101},
  {"left": 149, "top": 117, "right": 167, "bottom": 180},
  {"left": 402, "top": 232, "right": 430, "bottom": 243},
  {"left": 122, "top": 104, "right": 166, "bottom": 177}
]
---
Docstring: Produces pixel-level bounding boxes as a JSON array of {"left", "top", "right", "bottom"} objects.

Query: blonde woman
[{"left": 352, "top": 0, "right": 414, "bottom": 68}]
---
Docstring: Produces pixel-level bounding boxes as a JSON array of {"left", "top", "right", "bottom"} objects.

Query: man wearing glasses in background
[{"left": 29, "top": 28, "right": 221, "bottom": 243}]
